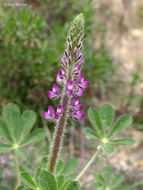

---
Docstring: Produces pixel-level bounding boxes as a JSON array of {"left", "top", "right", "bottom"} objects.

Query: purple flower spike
[
  {"left": 56, "top": 68, "right": 66, "bottom": 83},
  {"left": 72, "top": 111, "right": 85, "bottom": 120},
  {"left": 65, "top": 81, "right": 75, "bottom": 96},
  {"left": 55, "top": 105, "right": 64, "bottom": 120},
  {"left": 43, "top": 105, "right": 55, "bottom": 120},
  {"left": 74, "top": 64, "right": 81, "bottom": 74},
  {"left": 47, "top": 83, "right": 60, "bottom": 99},
  {"left": 75, "top": 88, "right": 84, "bottom": 96},
  {"left": 77, "top": 74, "right": 90, "bottom": 89},
  {"left": 61, "top": 55, "right": 66, "bottom": 65}
]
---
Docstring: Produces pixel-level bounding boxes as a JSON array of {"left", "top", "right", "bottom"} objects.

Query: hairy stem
[
  {"left": 14, "top": 150, "right": 20, "bottom": 190},
  {"left": 48, "top": 93, "right": 70, "bottom": 172},
  {"left": 76, "top": 147, "right": 101, "bottom": 181}
]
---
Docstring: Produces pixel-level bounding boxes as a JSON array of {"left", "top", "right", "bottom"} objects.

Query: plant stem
[
  {"left": 76, "top": 147, "right": 101, "bottom": 181},
  {"left": 14, "top": 150, "right": 20, "bottom": 190},
  {"left": 48, "top": 93, "right": 70, "bottom": 172}
]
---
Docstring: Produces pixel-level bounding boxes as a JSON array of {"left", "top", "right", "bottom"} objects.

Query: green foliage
[
  {"left": 0, "top": 103, "right": 46, "bottom": 155},
  {"left": 84, "top": 104, "right": 135, "bottom": 153},
  {"left": 93, "top": 165, "right": 142, "bottom": 190}
]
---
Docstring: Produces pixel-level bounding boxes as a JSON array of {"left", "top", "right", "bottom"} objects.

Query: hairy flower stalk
[{"left": 43, "top": 14, "right": 90, "bottom": 173}]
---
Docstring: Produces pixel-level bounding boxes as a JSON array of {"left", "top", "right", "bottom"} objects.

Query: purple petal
[
  {"left": 77, "top": 50, "right": 81, "bottom": 58},
  {"left": 57, "top": 105, "right": 64, "bottom": 114},
  {"left": 73, "top": 112, "right": 85, "bottom": 120},
  {"left": 73, "top": 104, "right": 83, "bottom": 111},
  {"left": 74, "top": 64, "right": 81, "bottom": 74},
  {"left": 47, "top": 91, "right": 57, "bottom": 98},
  {"left": 65, "top": 81, "right": 75, "bottom": 91},
  {"left": 55, "top": 113, "right": 60, "bottom": 120},
  {"left": 56, "top": 69, "right": 66, "bottom": 83},
  {"left": 75, "top": 88, "right": 84, "bottom": 96},
  {"left": 71, "top": 96, "right": 79, "bottom": 106},
  {"left": 78, "top": 55, "right": 84, "bottom": 64},
  {"left": 77, "top": 73, "right": 85, "bottom": 84},
  {"left": 48, "top": 105, "right": 55, "bottom": 116},
  {"left": 78, "top": 81, "right": 90, "bottom": 89},
  {"left": 53, "top": 83, "right": 60, "bottom": 95},
  {"left": 67, "top": 90, "right": 74, "bottom": 96},
  {"left": 61, "top": 55, "right": 66, "bottom": 65},
  {"left": 43, "top": 112, "right": 52, "bottom": 119}
]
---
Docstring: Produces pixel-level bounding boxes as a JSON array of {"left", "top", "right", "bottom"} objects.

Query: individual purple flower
[
  {"left": 43, "top": 105, "right": 55, "bottom": 120},
  {"left": 77, "top": 73, "right": 90, "bottom": 89},
  {"left": 76, "top": 50, "right": 84, "bottom": 64},
  {"left": 72, "top": 111, "right": 85, "bottom": 120},
  {"left": 61, "top": 55, "right": 66, "bottom": 65},
  {"left": 55, "top": 105, "right": 64, "bottom": 119},
  {"left": 47, "top": 83, "right": 60, "bottom": 99},
  {"left": 75, "top": 88, "right": 84, "bottom": 96},
  {"left": 71, "top": 97, "right": 83, "bottom": 111},
  {"left": 56, "top": 68, "right": 66, "bottom": 83},
  {"left": 74, "top": 64, "right": 81, "bottom": 74},
  {"left": 65, "top": 81, "right": 75, "bottom": 96}
]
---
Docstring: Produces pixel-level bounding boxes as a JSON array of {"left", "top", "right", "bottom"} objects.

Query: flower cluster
[{"left": 43, "top": 14, "right": 89, "bottom": 121}]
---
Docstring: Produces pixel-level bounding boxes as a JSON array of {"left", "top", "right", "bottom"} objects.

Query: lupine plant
[{"left": 0, "top": 14, "right": 140, "bottom": 190}]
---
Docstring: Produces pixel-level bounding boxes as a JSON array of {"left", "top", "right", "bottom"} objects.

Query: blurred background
[{"left": 0, "top": 0, "right": 143, "bottom": 189}]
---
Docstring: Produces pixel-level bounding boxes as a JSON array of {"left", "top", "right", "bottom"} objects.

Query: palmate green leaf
[
  {"left": 111, "top": 138, "right": 136, "bottom": 146},
  {"left": 3, "top": 103, "right": 20, "bottom": 140},
  {"left": 20, "top": 129, "right": 46, "bottom": 147},
  {"left": 34, "top": 167, "right": 41, "bottom": 185},
  {"left": 100, "top": 104, "right": 114, "bottom": 128},
  {"left": 109, "top": 115, "right": 132, "bottom": 138},
  {"left": 40, "top": 157, "right": 48, "bottom": 168},
  {"left": 62, "top": 157, "right": 78, "bottom": 175},
  {"left": 65, "top": 181, "right": 80, "bottom": 190},
  {"left": 39, "top": 170, "right": 57, "bottom": 190},
  {"left": 0, "top": 143, "right": 12, "bottom": 154},
  {"left": 102, "top": 143, "right": 114, "bottom": 153},
  {"left": 57, "top": 175, "right": 65, "bottom": 189},
  {"left": 56, "top": 160, "right": 64, "bottom": 174},
  {"left": 20, "top": 172, "right": 36, "bottom": 188},
  {"left": 16, "top": 149, "right": 28, "bottom": 158},
  {"left": 83, "top": 127, "right": 101, "bottom": 141},
  {"left": 66, "top": 173, "right": 78, "bottom": 180},
  {"left": 111, "top": 174, "right": 124, "bottom": 188},
  {"left": 88, "top": 108, "right": 102, "bottom": 134},
  {"left": 103, "top": 166, "right": 113, "bottom": 183},
  {"left": 0, "top": 118, "right": 13, "bottom": 144},
  {"left": 20, "top": 110, "right": 36, "bottom": 141}
]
